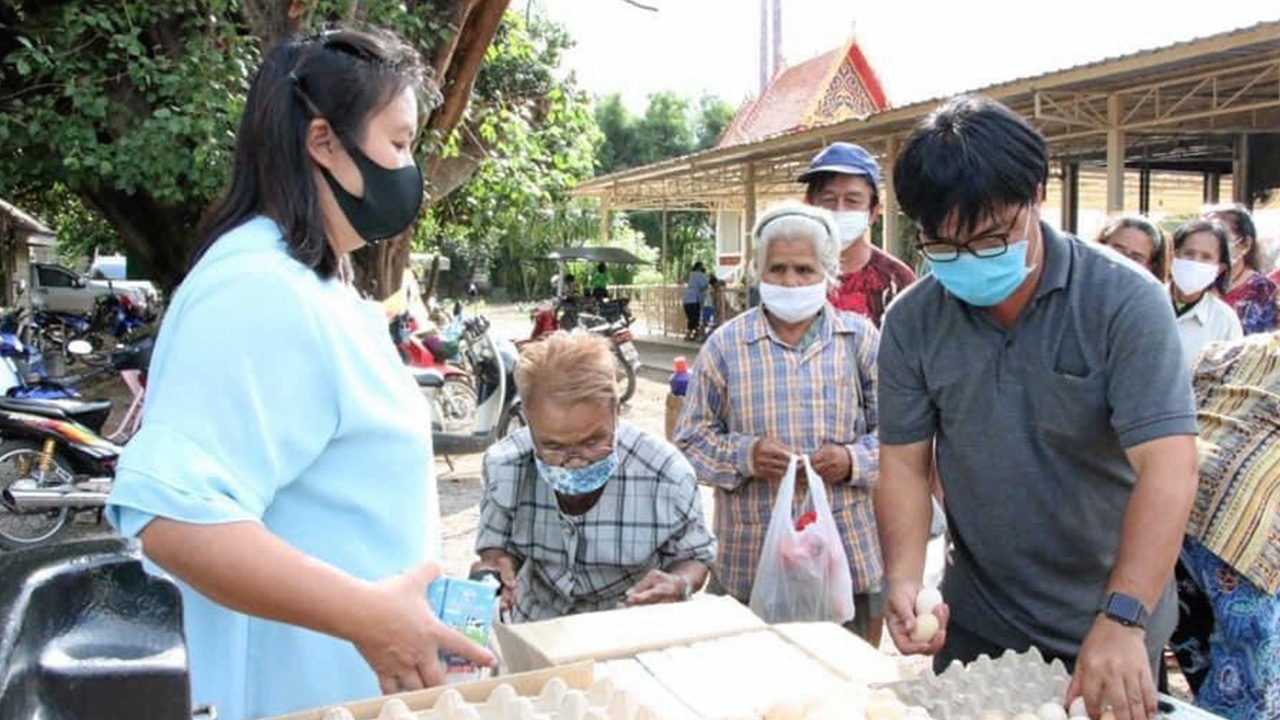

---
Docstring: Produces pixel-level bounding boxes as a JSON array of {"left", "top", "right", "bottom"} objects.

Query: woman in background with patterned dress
[{"left": 1208, "top": 203, "right": 1277, "bottom": 334}]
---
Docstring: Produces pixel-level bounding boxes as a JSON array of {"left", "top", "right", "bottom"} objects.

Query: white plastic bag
[{"left": 748, "top": 454, "right": 856, "bottom": 624}]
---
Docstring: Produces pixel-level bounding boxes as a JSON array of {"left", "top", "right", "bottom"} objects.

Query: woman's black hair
[
  {"left": 189, "top": 28, "right": 435, "bottom": 281},
  {"left": 1204, "top": 202, "right": 1260, "bottom": 271},
  {"left": 597, "top": 261, "right": 607, "bottom": 273},
  {"left": 692, "top": 261, "right": 705, "bottom": 272},
  {"left": 893, "top": 95, "right": 1048, "bottom": 241},
  {"left": 1174, "top": 219, "right": 1232, "bottom": 295}
]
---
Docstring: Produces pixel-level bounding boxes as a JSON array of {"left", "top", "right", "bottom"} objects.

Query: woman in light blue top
[{"left": 105, "top": 28, "right": 492, "bottom": 720}]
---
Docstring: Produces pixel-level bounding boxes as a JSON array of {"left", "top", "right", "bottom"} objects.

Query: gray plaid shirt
[{"left": 476, "top": 421, "right": 717, "bottom": 623}]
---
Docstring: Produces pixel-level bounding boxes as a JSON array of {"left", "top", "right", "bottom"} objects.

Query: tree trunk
[{"left": 80, "top": 189, "right": 202, "bottom": 294}]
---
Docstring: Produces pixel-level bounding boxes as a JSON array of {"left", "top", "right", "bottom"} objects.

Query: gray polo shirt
[{"left": 879, "top": 223, "right": 1196, "bottom": 664}]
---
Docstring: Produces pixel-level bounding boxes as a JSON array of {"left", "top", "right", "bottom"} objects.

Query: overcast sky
[{"left": 524, "top": 0, "right": 1278, "bottom": 111}]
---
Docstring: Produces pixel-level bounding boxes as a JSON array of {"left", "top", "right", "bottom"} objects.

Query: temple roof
[{"left": 718, "top": 35, "right": 889, "bottom": 148}]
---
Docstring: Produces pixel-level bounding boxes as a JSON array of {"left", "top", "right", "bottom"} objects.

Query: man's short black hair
[{"left": 893, "top": 95, "right": 1048, "bottom": 240}]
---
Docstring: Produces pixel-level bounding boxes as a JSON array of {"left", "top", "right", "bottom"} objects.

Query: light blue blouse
[{"left": 106, "top": 216, "right": 440, "bottom": 720}]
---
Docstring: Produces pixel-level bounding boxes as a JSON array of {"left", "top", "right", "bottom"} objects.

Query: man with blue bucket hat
[{"left": 800, "top": 142, "right": 916, "bottom": 328}]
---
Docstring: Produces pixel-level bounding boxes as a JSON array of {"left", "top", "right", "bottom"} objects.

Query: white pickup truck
[{"left": 28, "top": 262, "right": 159, "bottom": 318}]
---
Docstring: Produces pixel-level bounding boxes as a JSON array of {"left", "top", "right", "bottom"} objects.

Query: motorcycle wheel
[
  {"left": 614, "top": 348, "right": 637, "bottom": 405},
  {"left": 75, "top": 330, "right": 115, "bottom": 367},
  {"left": 0, "top": 439, "right": 76, "bottom": 550},
  {"left": 428, "top": 376, "right": 477, "bottom": 434},
  {"left": 497, "top": 402, "right": 526, "bottom": 439}
]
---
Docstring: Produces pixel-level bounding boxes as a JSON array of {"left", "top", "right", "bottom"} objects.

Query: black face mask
[{"left": 322, "top": 143, "right": 424, "bottom": 244}]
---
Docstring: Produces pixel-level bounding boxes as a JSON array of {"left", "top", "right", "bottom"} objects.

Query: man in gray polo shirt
[{"left": 875, "top": 95, "right": 1198, "bottom": 720}]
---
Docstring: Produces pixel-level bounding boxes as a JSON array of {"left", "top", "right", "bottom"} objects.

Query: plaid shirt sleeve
[
  {"left": 674, "top": 337, "right": 757, "bottom": 490},
  {"left": 656, "top": 455, "right": 718, "bottom": 568},
  {"left": 475, "top": 433, "right": 527, "bottom": 558},
  {"left": 843, "top": 322, "right": 880, "bottom": 488}
]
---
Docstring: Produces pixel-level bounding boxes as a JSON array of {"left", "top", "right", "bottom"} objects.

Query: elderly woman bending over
[
  {"left": 674, "top": 201, "right": 884, "bottom": 644},
  {"left": 472, "top": 330, "right": 716, "bottom": 622}
]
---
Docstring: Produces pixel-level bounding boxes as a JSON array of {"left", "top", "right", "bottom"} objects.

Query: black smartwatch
[{"left": 1099, "top": 591, "right": 1149, "bottom": 629}]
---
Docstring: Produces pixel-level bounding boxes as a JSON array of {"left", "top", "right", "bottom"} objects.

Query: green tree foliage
[
  {"left": 424, "top": 11, "right": 601, "bottom": 301},
  {"left": 593, "top": 91, "right": 738, "bottom": 280},
  {"left": 0, "top": 0, "right": 504, "bottom": 292}
]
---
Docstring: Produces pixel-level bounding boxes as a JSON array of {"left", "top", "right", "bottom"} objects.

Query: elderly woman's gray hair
[{"left": 751, "top": 202, "right": 841, "bottom": 283}]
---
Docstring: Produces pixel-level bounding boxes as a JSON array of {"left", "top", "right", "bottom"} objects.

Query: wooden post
[
  {"left": 1061, "top": 161, "right": 1080, "bottom": 234},
  {"left": 882, "top": 136, "right": 901, "bottom": 259},
  {"left": 743, "top": 163, "right": 757, "bottom": 275},
  {"left": 1204, "top": 171, "right": 1222, "bottom": 204},
  {"left": 1138, "top": 166, "right": 1152, "bottom": 214},
  {"left": 1106, "top": 94, "right": 1125, "bottom": 213},
  {"left": 1233, "top": 133, "right": 1251, "bottom": 207},
  {"left": 661, "top": 201, "right": 669, "bottom": 336}
]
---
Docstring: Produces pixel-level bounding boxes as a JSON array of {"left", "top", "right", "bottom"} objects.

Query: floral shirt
[
  {"left": 828, "top": 247, "right": 916, "bottom": 328},
  {"left": 1224, "top": 272, "right": 1279, "bottom": 335}
]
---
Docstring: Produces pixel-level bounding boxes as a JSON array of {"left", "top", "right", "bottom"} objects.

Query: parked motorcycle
[
  {"left": 0, "top": 338, "right": 153, "bottom": 550},
  {"left": 527, "top": 297, "right": 641, "bottom": 404},
  {"left": 78, "top": 293, "right": 149, "bottom": 365},
  {"left": 413, "top": 314, "right": 523, "bottom": 466}
]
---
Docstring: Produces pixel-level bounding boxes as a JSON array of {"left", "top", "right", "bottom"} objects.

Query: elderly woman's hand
[
  {"left": 622, "top": 569, "right": 690, "bottom": 606},
  {"left": 810, "top": 444, "right": 852, "bottom": 484},
  {"left": 351, "top": 562, "right": 496, "bottom": 695},
  {"left": 752, "top": 438, "right": 794, "bottom": 482}
]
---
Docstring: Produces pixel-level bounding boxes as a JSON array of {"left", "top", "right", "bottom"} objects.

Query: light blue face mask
[
  {"left": 930, "top": 211, "right": 1036, "bottom": 307},
  {"left": 534, "top": 451, "right": 619, "bottom": 496}
]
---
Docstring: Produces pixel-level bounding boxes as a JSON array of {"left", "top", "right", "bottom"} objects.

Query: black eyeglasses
[{"left": 916, "top": 207, "right": 1029, "bottom": 263}]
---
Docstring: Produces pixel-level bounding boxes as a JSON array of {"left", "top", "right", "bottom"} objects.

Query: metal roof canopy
[
  {"left": 573, "top": 21, "right": 1280, "bottom": 212},
  {"left": 542, "top": 247, "right": 650, "bottom": 265}
]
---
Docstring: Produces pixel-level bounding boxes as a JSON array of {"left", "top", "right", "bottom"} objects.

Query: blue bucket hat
[{"left": 797, "top": 142, "right": 880, "bottom": 188}]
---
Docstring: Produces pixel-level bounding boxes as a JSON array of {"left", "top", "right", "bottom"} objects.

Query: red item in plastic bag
[{"left": 795, "top": 511, "right": 817, "bottom": 531}]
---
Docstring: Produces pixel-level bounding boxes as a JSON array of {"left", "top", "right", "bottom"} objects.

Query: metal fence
[{"left": 610, "top": 284, "right": 749, "bottom": 339}]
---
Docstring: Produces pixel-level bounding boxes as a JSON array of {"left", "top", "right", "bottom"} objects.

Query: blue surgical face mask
[
  {"left": 534, "top": 451, "right": 618, "bottom": 496},
  {"left": 930, "top": 210, "right": 1037, "bottom": 307}
]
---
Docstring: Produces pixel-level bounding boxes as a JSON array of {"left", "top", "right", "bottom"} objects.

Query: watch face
[{"left": 1106, "top": 593, "right": 1145, "bottom": 625}]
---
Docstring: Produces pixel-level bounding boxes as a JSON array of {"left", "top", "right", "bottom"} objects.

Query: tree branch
[{"left": 425, "top": 0, "right": 510, "bottom": 138}]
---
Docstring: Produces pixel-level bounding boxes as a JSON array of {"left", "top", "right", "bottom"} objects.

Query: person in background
[
  {"left": 876, "top": 95, "right": 1197, "bottom": 720},
  {"left": 1096, "top": 213, "right": 1171, "bottom": 283},
  {"left": 699, "top": 274, "right": 721, "bottom": 338},
  {"left": 103, "top": 28, "right": 492, "bottom": 720},
  {"left": 591, "top": 261, "right": 610, "bottom": 301},
  {"left": 474, "top": 331, "right": 715, "bottom": 622},
  {"left": 682, "top": 261, "right": 709, "bottom": 340},
  {"left": 676, "top": 201, "right": 884, "bottom": 646},
  {"left": 1171, "top": 332, "right": 1280, "bottom": 720},
  {"left": 1168, "top": 220, "right": 1242, "bottom": 366},
  {"left": 1208, "top": 203, "right": 1277, "bottom": 334},
  {"left": 799, "top": 142, "right": 916, "bottom": 327}
]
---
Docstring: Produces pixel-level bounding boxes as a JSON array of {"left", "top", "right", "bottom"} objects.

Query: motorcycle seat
[
  {"left": 0, "top": 397, "right": 114, "bottom": 433},
  {"left": 413, "top": 369, "right": 445, "bottom": 389}
]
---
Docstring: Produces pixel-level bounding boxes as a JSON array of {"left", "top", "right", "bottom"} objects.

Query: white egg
[
  {"left": 910, "top": 612, "right": 940, "bottom": 643},
  {"left": 763, "top": 700, "right": 806, "bottom": 720},
  {"left": 1068, "top": 697, "right": 1088, "bottom": 717},
  {"left": 1037, "top": 701, "right": 1069, "bottom": 720},
  {"left": 915, "top": 587, "right": 944, "bottom": 616}
]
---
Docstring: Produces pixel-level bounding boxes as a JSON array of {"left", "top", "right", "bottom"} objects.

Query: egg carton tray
[
  {"left": 887, "top": 647, "right": 1074, "bottom": 720},
  {"left": 315, "top": 676, "right": 657, "bottom": 720}
]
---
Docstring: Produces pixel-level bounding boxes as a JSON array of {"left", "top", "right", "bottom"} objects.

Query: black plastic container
[{"left": 0, "top": 537, "right": 192, "bottom": 720}]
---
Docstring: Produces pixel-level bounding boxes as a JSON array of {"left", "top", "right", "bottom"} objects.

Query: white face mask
[
  {"left": 1171, "top": 258, "right": 1221, "bottom": 296},
  {"left": 832, "top": 210, "right": 870, "bottom": 247},
  {"left": 759, "top": 281, "right": 828, "bottom": 323}
]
